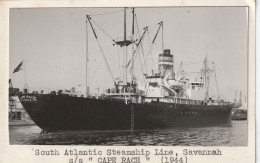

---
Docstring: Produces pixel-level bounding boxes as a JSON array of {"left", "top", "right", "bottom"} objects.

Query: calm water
[{"left": 9, "top": 120, "right": 247, "bottom": 146}]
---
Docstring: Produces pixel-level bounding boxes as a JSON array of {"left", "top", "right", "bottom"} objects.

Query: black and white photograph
[{"left": 8, "top": 7, "right": 249, "bottom": 146}]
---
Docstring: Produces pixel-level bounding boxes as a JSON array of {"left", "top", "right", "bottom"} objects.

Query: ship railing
[
  {"left": 147, "top": 96, "right": 229, "bottom": 106},
  {"left": 24, "top": 87, "right": 86, "bottom": 97},
  {"left": 106, "top": 87, "right": 145, "bottom": 96},
  {"left": 175, "top": 98, "right": 203, "bottom": 105},
  {"left": 206, "top": 100, "right": 229, "bottom": 106},
  {"left": 145, "top": 97, "right": 203, "bottom": 105},
  {"left": 100, "top": 96, "right": 126, "bottom": 103}
]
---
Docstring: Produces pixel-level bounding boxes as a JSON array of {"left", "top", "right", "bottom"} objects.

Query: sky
[{"left": 9, "top": 7, "right": 248, "bottom": 101}]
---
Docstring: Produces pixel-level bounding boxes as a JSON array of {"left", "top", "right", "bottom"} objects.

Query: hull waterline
[{"left": 19, "top": 94, "right": 232, "bottom": 131}]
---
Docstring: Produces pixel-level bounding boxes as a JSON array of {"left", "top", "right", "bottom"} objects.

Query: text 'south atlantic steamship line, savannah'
[{"left": 15, "top": 8, "right": 232, "bottom": 132}]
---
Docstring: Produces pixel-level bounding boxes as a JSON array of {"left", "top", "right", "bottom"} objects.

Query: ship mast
[
  {"left": 124, "top": 8, "right": 127, "bottom": 84},
  {"left": 87, "top": 8, "right": 136, "bottom": 88},
  {"left": 161, "top": 21, "right": 164, "bottom": 53},
  {"left": 113, "top": 8, "right": 135, "bottom": 85},
  {"left": 131, "top": 8, "right": 135, "bottom": 82},
  {"left": 204, "top": 57, "right": 209, "bottom": 101},
  {"left": 86, "top": 16, "right": 89, "bottom": 97},
  {"left": 213, "top": 62, "right": 219, "bottom": 100}
]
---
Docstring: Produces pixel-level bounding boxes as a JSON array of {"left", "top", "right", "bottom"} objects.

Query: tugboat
[{"left": 16, "top": 8, "right": 232, "bottom": 132}]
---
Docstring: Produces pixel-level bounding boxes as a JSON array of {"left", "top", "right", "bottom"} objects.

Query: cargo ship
[{"left": 17, "top": 8, "right": 232, "bottom": 132}]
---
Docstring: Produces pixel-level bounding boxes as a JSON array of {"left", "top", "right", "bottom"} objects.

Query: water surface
[{"left": 9, "top": 120, "right": 247, "bottom": 146}]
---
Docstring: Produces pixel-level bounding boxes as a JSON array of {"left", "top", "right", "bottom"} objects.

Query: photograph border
[{"left": 0, "top": 0, "right": 255, "bottom": 163}]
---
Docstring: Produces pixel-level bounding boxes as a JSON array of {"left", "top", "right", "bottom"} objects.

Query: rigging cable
[
  {"left": 91, "top": 19, "right": 114, "bottom": 41},
  {"left": 137, "top": 49, "right": 145, "bottom": 81},
  {"left": 147, "top": 30, "right": 155, "bottom": 70},
  {"left": 116, "top": 42, "right": 122, "bottom": 79},
  {"left": 96, "top": 36, "right": 116, "bottom": 83},
  {"left": 126, "top": 26, "right": 148, "bottom": 68},
  {"left": 137, "top": 45, "right": 155, "bottom": 79},
  {"left": 22, "top": 59, "right": 28, "bottom": 89},
  {"left": 136, "top": 22, "right": 163, "bottom": 78},
  {"left": 135, "top": 14, "right": 148, "bottom": 74},
  {"left": 87, "top": 15, "right": 116, "bottom": 83},
  {"left": 213, "top": 62, "right": 220, "bottom": 99},
  {"left": 89, "top": 10, "right": 124, "bottom": 17},
  {"left": 128, "top": 27, "right": 148, "bottom": 81},
  {"left": 161, "top": 21, "right": 164, "bottom": 52},
  {"left": 116, "top": 22, "right": 122, "bottom": 79}
]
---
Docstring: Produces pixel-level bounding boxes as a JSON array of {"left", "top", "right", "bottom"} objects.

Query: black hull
[{"left": 18, "top": 94, "right": 232, "bottom": 131}]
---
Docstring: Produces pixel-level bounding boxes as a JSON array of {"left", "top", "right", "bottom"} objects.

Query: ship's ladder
[{"left": 130, "top": 104, "right": 135, "bottom": 130}]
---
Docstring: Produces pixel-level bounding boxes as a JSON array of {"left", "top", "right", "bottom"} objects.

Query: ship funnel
[{"left": 158, "top": 49, "right": 174, "bottom": 79}]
